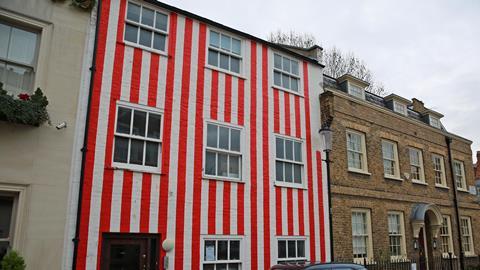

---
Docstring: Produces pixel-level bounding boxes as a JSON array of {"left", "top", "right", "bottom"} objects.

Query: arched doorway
[{"left": 411, "top": 203, "right": 443, "bottom": 270}]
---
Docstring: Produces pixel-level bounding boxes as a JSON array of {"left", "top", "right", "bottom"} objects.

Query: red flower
[{"left": 18, "top": 93, "right": 30, "bottom": 101}]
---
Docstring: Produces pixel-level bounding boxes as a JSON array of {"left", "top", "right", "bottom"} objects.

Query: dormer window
[
  {"left": 429, "top": 115, "right": 441, "bottom": 129},
  {"left": 393, "top": 101, "right": 407, "bottom": 116},
  {"left": 348, "top": 84, "right": 365, "bottom": 99}
]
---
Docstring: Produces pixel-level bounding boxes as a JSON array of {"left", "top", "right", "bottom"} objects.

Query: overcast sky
[{"left": 163, "top": 0, "right": 480, "bottom": 162}]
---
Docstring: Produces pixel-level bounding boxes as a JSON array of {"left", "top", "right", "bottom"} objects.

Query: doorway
[{"left": 101, "top": 233, "right": 159, "bottom": 270}]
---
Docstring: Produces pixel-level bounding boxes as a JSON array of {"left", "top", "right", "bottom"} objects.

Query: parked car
[{"left": 271, "top": 262, "right": 367, "bottom": 270}]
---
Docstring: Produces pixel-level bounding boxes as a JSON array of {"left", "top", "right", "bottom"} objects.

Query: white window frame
[
  {"left": 200, "top": 235, "right": 244, "bottom": 270},
  {"left": 351, "top": 208, "right": 373, "bottom": 263},
  {"left": 346, "top": 130, "right": 369, "bottom": 174},
  {"left": 203, "top": 120, "right": 244, "bottom": 182},
  {"left": 409, "top": 147, "right": 425, "bottom": 184},
  {"left": 387, "top": 211, "right": 406, "bottom": 260},
  {"left": 432, "top": 154, "right": 447, "bottom": 188},
  {"left": 460, "top": 216, "right": 475, "bottom": 256},
  {"left": 429, "top": 115, "right": 441, "bottom": 129},
  {"left": 0, "top": 184, "right": 26, "bottom": 254},
  {"left": 393, "top": 101, "right": 407, "bottom": 116},
  {"left": 348, "top": 82, "right": 365, "bottom": 100},
  {"left": 272, "top": 52, "right": 302, "bottom": 94},
  {"left": 206, "top": 28, "right": 243, "bottom": 76},
  {"left": 274, "top": 134, "right": 305, "bottom": 189},
  {"left": 276, "top": 236, "right": 308, "bottom": 265},
  {"left": 453, "top": 160, "right": 467, "bottom": 191},
  {"left": 382, "top": 140, "right": 400, "bottom": 179},
  {"left": 112, "top": 101, "right": 163, "bottom": 173},
  {"left": 440, "top": 215, "right": 454, "bottom": 257},
  {"left": 123, "top": 1, "right": 169, "bottom": 55}
]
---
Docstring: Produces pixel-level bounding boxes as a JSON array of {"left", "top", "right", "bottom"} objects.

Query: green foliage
[
  {"left": 70, "top": 0, "right": 96, "bottom": 10},
  {"left": 0, "top": 250, "right": 26, "bottom": 270},
  {"left": 0, "top": 83, "right": 50, "bottom": 126}
]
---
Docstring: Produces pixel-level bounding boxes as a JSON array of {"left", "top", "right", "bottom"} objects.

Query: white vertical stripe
[
  {"left": 278, "top": 90, "right": 285, "bottom": 135},
  {"left": 281, "top": 188, "right": 288, "bottom": 235},
  {"left": 293, "top": 189, "right": 299, "bottom": 235},
  {"left": 200, "top": 180, "right": 209, "bottom": 235},
  {"left": 231, "top": 77, "right": 239, "bottom": 125},
  {"left": 110, "top": 170, "right": 124, "bottom": 232},
  {"left": 138, "top": 50, "right": 151, "bottom": 105},
  {"left": 120, "top": 46, "right": 134, "bottom": 101},
  {"left": 268, "top": 48, "right": 276, "bottom": 267},
  {"left": 215, "top": 181, "right": 224, "bottom": 234},
  {"left": 290, "top": 94, "right": 296, "bottom": 137},
  {"left": 149, "top": 174, "right": 160, "bottom": 233},
  {"left": 230, "top": 183, "right": 238, "bottom": 235},
  {"left": 255, "top": 43, "right": 264, "bottom": 270},
  {"left": 217, "top": 73, "right": 225, "bottom": 122},
  {"left": 204, "top": 70, "right": 212, "bottom": 119},
  {"left": 156, "top": 55, "right": 168, "bottom": 109},
  {"left": 130, "top": 172, "right": 142, "bottom": 232}
]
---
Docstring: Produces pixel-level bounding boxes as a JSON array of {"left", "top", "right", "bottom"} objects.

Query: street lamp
[{"left": 319, "top": 124, "right": 334, "bottom": 262}]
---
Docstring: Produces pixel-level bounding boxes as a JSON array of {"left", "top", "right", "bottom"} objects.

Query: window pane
[
  {"left": 127, "top": 3, "right": 141, "bottom": 22},
  {"left": 274, "top": 71, "right": 281, "bottom": 86},
  {"left": 282, "top": 57, "right": 291, "bottom": 73},
  {"left": 287, "top": 240, "right": 296, "bottom": 258},
  {"left": 291, "top": 61, "right": 299, "bottom": 75},
  {"left": 153, "top": 33, "right": 166, "bottom": 51},
  {"left": 205, "top": 151, "right": 216, "bottom": 175},
  {"left": 145, "top": 142, "right": 159, "bottom": 167},
  {"left": 230, "top": 241, "right": 240, "bottom": 260},
  {"left": 125, "top": 23, "right": 138, "bottom": 43},
  {"left": 218, "top": 240, "right": 228, "bottom": 260},
  {"left": 228, "top": 263, "right": 240, "bottom": 270},
  {"left": 230, "top": 57, "right": 240, "bottom": 73},
  {"left": 285, "top": 140, "right": 293, "bottom": 160},
  {"left": 278, "top": 240, "right": 287, "bottom": 258},
  {"left": 113, "top": 137, "right": 129, "bottom": 163},
  {"left": 229, "top": 155, "right": 240, "bottom": 178},
  {"left": 276, "top": 161, "right": 284, "bottom": 181},
  {"left": 230, "top": 129, "right": 240, "bottom": 151},
  {"left": 274, "top": 54, "right": 282, "bottom": 69},
  {"left": 8, "top": 27, "right": 37, "bottom": 65},
  {"left": 155, "top": 12, "right": 168, "bottom": 31},
  {"left": 219, "top": 126, "right": 229, "bottom": 150},
  {"left": 147, "top": 113, "right": 161, "bottom": 139},
  {"left": 282, "top": 73, "right": 290, "bottom": 89},
  {"left": 204, "top": 240, "right": 216, "bottom": 261},
  {"left": 291, "top": 78, "right": 299, "bottom": 91},
  {"left": 221, "top": 34, "right": 231, "bottom": 51},
  {"left": 294, "top": 164, "right": 301, "bottom": 184},
  {"left": 0, "top": 23, "right": 10, "bottom": 59},
  {"left": 207, "top": 124, "right": 218, "bottom": 147},
  {"left": 220, "top": 53, "right": 229, "bottom": 70},
  {"left": 139, "top": 28, "right": 152, "bottom": 47},
  {"left": 297, "top": 241, "right": 305, "bottom": 257},
  {"left": 132, "top": 110, "right": 147, "bottom": 136},
  {"left": 116, "top": 107, "right": 132, "bottom": 134},
  {"left": 294, "top": 142, "right": 301, "bottom": 161},
  {"left": 210, "top": 31, "right": 220, "bottom": 47},
  {"left": 0, "top": 197, "right": 14, "bottom": 239},
  {"left": 217, "top": 264, "right": 227, "bottom": 270},
  {"left": 276, "top": 138, "right": 284, "bottom": 158},
  {"left": 129, "top": 139, "right": 144, "bottom": 165},
  {"left": 218, "top": 153, "right": 228, "bottom": 177},
  {"left": 203, "top": 265, "right": 214, "bottom": 270},
  {"left": 208, "top": 50, "right": 218, "bottom": 67},
  {"left": 4, "top": 64, "right": 34, "bottom": 95},
  {"left": 232, "top": 38, "right": 241, "bottom": 55},
  {"left": 285, "top": 163, "right": 293, "bottom": 183},
  {"left": 141, "top": 7, "right": 155, "bottom": 26}
]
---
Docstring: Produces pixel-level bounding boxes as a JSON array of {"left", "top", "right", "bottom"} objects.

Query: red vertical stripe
[
  {"left": 303, "top": 61, "right": 316, "bottom": 261},
  {"left": 158, "top": 13, "right": 178, "bottom": 266},
  {"left": 237, "top": 183, "right": 245, "bottom": 235},
  {"left": 148, "top": 54, "right": 160, "bottom": 107},
  {"left": 275, "top": 187, "right": 282, "bottom": 235},
  {"left": 249, "top": 41, "right": 258, "bottom": 270},
  {"left": 120, "top": 171, "right": 133, "bottom": 232},
  {"left": 237, "top": 79, "right": 245, "bottom": 126},
  {"left": 287, "top": 188, "right": 294, "bottom": 235},
  {"left": 298, "top": 190, "right": 305, "bottom": 236},
  {"left": 294, "top": 95, "right": 301, "bottom": 138},
  {"left": 284, "top": 92, "right": 291, "bottom": 136},
  {"left": 191, "top": 22, "right": 207, "bottom": 270},
  {"left": 273, "top": 89, "right": 280, "bottom": 133},
  {"left": 174, "top": 18, "right": 193, "bottom": 270},
  {"left": 224, "top": 74, "right": 232, "bottom": 123},
  {"left": 129, "top": 48, "right": 143, "bottom": 103},
  {"left": 210, "top": 70, "right": 219, "bottom": 120},
  {"left": 316, "top": 151, "right": 326, "bottom": 262},
  {"left": 76, "top": 1, "right": 111, "bottom": 267},
  {"left": 223, "top": 182, "right": 231, "bottom": 235},
  {"left": 139, "top": 173, "right": 152, "bottom": 233},
  {"left": 208, "top": 181, "right": 217, "bottom": 235},
  {"left": 261, "top": 44, "right": 271, "bottom": 270}
]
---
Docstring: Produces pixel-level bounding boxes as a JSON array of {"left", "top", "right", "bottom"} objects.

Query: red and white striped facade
[{"left": 75, "top": 0, "right": 329, "bottom": 269}]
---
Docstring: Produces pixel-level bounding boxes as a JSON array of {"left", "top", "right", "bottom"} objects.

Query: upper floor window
[
  {"left": 440, "top": 215, "right": 453, "bottom": 256},
  {"left": 409, "top": 148, "right": 425, "bottom": 183},
  {"left": 432, "top": 154, "right": 447, "bottom": 187},
  {"left": 124, "top": 2, "right": 168, "bottom": 52},
  {"left": 208, "top": 30, "right": 242, "bottom": 74},
  {"left": 113, "top": 103, "right": 162, "bottom": 171},
  {"left": 205, "top": 122, "right": 242, "bottom": 180},
  {"left": 382, "top": 140, "right": 400, "bottom": 178},
  {"left": 346, "top": 130, "right": 368, "bottom": 173},
  {"left": 0, "top": 21, "right": 39, "bottom": 95},
  {"left": 429, "top": 115, "right": 441, "bottom": 129},
  {"left": 454, "top": 160, "right": 467, "bottom": 190},
  {"left": 348, "top": 84, "right": 365, "bottom": 99},
  {"left": 387, "top": 212, "right": 406, "bottom": 259},
  {"left": 273, "top": 53, "right": 300, "bottom": 92},
  {"left": 460, "top": 217, "right": 474, "bottom": 256},
  {"left": 393, "top": 101, "right": 407, "bottom": 116},
  {"left": 275, "top": 136, "right": 303, "bottom": 186},
  {"left": 202, "top": 237, "right": 242, "bottom": 270},
  {"left": 352, "top": 209, "right": 372, "bottom": 262},
  {"left": 277, "top": 238, "right": 306, "bottom": 264}
]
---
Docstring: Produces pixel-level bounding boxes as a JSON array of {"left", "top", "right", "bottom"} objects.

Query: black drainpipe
[
  {"left": 445, "top": 136, "right": 465, "bottom": 270},
  {"left": 72, "top": 0, "right": 102, "bottom": 269}
]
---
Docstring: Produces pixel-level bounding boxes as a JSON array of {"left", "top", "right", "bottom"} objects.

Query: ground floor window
[
  {"left": 387, "top": 212, "right": 406, "bottom": 259},
  {"left": 460, "top": 217, "right": 474, "bottom": 256},
  {"left": 277, "top": 238, "right": 306, "bottom": 264},
  {"left": 440, "top": 215, "right": 453, "bottom": 256},
  {"left": 352, "top": 209, "right": 372, "bottom": 261},
  {"left": 0, "top": 189, "right": 22, "bottom": 262},
  {"left": 202, "top": 237, "right": 242, "bottom": 270}
]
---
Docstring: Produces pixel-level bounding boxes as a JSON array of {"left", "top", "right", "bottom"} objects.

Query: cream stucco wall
[{"left": 0, "top": 1, "right": 91, "bottom": 269}]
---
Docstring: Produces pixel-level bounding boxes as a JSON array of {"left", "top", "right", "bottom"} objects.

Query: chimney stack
[
  {"left": 476, "top": 151, "right": 480, "bottom": 179},
  {"left": 411, "top": 98, "right": 427, "bottom": 114}
]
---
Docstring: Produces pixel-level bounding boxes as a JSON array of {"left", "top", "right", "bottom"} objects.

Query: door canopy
[{"left": 410, "top": 203, "right": 443, "bottom": 238}]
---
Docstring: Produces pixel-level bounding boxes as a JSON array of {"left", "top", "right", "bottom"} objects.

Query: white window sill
[
  {"left": 271, "top": 85, "right": 304, "bottom": 97},
  {"left": 384, "top": 175, "right": 403, "bottom": 181},
  {"left": 274, "top": 181, "right": 307, "bottom": 190},
  {"left": 108, "top": 165, "right": 163, "bottom": 175},
  {"left": 123, "top": 41, "right": 169, "bottom": 57},
  {"left": 348, "top": 168, "right": 371, "bottom": 176},
  {"left": 204, "top": 65, "right": 247, "bottom": 80},
  {"left": 435, "top": 184, "right": 449, "bottom": 190},
  {"left": 457, "top": 188, "right": 469, "bottom": 193},
  {"left": 465, "top": 253, "right": 477, "bottom": 257},
  {"left": 202, "top": 175, "right": 244, "bottom": 184},
  {"left": 412, "top": 180, "right": 428, "bottom": 186}
]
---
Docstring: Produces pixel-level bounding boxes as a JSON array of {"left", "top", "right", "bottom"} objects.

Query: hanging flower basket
[{"left": 0, "top": 83, "right": 50, "bottom": 126}]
